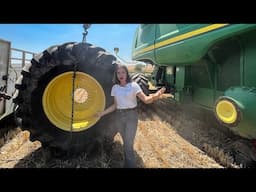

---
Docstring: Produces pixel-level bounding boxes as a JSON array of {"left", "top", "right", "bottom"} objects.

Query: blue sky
[{"left": 0, "top": 24, "right": 139, "bottom": 62}]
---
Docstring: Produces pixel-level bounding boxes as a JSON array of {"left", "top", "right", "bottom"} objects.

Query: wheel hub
[
  {"left": 216, "top": 100, "right": 237, "bottom": 124},
  {"left": 74, "top": 88, "right": 88, "bottom": 104}
]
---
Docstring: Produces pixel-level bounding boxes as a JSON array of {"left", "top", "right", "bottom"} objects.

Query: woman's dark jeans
[{"left": 115, "top": 108, "right": 138, "bottom": 168}]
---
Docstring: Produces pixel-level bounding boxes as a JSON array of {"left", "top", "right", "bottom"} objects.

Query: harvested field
[{"left": 1, "top": 95, "right": 255, "bottom": 168}]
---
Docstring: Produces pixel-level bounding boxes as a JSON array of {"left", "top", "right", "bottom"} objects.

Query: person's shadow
[
  {"left": 12, "top": 112, "right": 145, "bottom": 168},
  {"left": 101, "top": 136, "right": 144, "bottom": 168},
  {"left": 12, "top": 137, "right": 144, "bottom": 168}
]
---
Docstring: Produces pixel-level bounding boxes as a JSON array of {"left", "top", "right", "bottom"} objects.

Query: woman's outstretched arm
[
  {"left": 137, "top": 87, "right": 166, "bottom": 104},
  {"left": 95, "top": 97, "right": 117, "bottom": 118}
]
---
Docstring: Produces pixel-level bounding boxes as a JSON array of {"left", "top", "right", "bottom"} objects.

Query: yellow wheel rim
[
  {"left": 216, "top": 100, "right": 237, "bottom": 124},
  {"left": 43, "top": 71, "right": 105, "bottom": 132}
]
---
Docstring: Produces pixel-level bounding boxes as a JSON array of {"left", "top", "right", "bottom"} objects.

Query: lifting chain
[{"left": 82, "top": 24, "right": 91, "bottom": 43}]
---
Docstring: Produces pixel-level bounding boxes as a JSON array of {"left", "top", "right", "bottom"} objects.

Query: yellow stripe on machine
[{"left": 133, "top": 24, "right": 229, "bottom": 57}]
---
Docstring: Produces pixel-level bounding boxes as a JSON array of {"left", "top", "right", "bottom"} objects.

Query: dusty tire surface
[{"left": 13, "top": 42, "right": 118, "bottom": 154}]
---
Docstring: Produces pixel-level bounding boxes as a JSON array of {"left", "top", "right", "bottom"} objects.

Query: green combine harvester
[{"left": 132, "top": 24, "right": 256, "bottom": 142}]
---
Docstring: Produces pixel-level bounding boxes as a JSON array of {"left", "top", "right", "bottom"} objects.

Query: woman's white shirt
[{"left": 111, "top": 82, "right": 142, "bottom": 109}]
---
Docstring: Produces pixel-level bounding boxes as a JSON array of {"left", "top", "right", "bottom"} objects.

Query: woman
[{"left": 96, "top": 64, "right": 165, "bottom": 168}]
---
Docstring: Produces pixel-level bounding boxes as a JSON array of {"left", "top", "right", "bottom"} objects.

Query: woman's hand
[
  {"left": 154, "top": 87, "right": 166, "bottom": 99},
  {"left": 94, "top": 111, "right": 104, "bottom": 118},
  {"left": 157, "top": 87, "right": 166, "bottom": 95},
  {"left": 93, "top": 101, "right": 117, "bottom": 119}
]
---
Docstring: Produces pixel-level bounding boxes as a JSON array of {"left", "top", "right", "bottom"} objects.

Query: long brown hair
[{"left": 113, "top": 64, "right": 132, "bottom": 84}]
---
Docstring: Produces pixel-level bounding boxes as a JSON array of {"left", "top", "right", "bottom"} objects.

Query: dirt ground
[{"left": 1, "top": 95, "right": 255, "bottom": 168}]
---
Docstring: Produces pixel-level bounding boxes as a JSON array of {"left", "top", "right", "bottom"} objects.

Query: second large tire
[{"left": 131, "top": 73, "right": 150, "bottom": 95}]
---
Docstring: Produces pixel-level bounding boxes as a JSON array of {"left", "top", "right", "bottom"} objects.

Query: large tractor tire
[
  {"left": 13, "top": 42, "right": 118, "bottom": 154},
  {"left": 131, "top": 73, "right": 150, "bottom": 95}
]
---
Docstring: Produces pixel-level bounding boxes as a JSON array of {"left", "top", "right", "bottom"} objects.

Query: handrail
[
  {"left": 11, "top": 48, "right": 35, "bottom": 55},
  {"left": 10, "top": 48, "right": 36, "bottom": 67}
]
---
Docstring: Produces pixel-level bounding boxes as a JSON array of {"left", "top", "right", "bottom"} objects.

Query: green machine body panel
[
  {"left": 132, "top": 24, "right": 256, "bottom": 140},
  {"left": 224, "top": 87, "right": 256, "bottom": 139}
]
